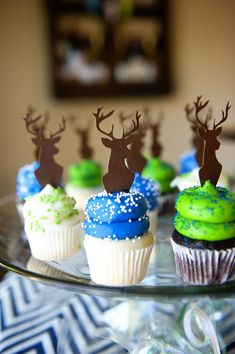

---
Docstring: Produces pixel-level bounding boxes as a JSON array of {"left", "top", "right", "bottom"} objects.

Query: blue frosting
[
  {"left": 83, "top": 215, "right": 149, "bottom": 239},
  {"left": 130, "top": 173, "right": 159, "bottom": 211},
  {"left": 16, "top": 161, "right": 42, "bottom": 201},
  {"left": 82, "top": 190, "right": 149, "bottom": 240},
  {"left": 179, "top": 150, "right": 198, "bottom": 174},
  {"left": 84, "top": 190, "right": 148, "bottom": 222}
]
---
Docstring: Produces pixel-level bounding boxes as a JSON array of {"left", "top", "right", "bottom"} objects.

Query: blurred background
[{"left": 0, "top": 0, "right": 235, "bottom": 197}]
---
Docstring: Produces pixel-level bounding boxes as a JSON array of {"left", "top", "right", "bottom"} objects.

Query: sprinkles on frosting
[
  {"left": 82, "top": 190, "right": 150, "bottom": 240},
  {"left": 130, "top": 172, "right": 159, "bottom": 211},
  {"left": 23, "top": 184, "right": 79, "bottom": 232}
]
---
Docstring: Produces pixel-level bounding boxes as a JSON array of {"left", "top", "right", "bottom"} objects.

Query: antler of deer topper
[
  {"left": 185, "top": 102, "right": 204, "bottom": 166},
  {"left": 93, "top": 107, "right": 141, "bottom": 193},
  {"left": 70, "top": 116, "right": 93, "bottom": 159},
  {"left": 30, "top": 109, "right": 49, "bottom": 161},
  {"left": 149, "top": 111, "right": 163, "bottom": 158},
  {"left": 194, "top": 95, "right": 231, "bottom": 186},
  {"left": 23, "top": 112, "right": 67, "bottom": 188},
  {"left": 185, "top": 102, "right": 214, "bottom": 166},
  {"left": 119, "top": 111, "right": 147, "bottom": 174}
]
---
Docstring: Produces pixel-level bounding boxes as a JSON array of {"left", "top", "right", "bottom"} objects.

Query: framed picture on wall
[{"left": 46, "top": 0, "right": 170, "bottom": 97}]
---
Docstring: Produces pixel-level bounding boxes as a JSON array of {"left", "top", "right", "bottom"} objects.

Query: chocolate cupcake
[{"left": 171, "top": 97, "right": 234, "bottom": 285}]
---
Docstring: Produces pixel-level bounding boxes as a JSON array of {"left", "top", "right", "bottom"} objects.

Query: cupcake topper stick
[
  {"left": 194, "top": 96, "right": 231, "bottom": 186},
  {"left": 149, "top": 111, "right": 163, "bottom": 158},
  {"left": 93, "top": 107, "right": 141, "bottom": 193},
  {"left": 70, "top": 116, "right": 93, "bottom": 159},
  {"left": 23, "top": 113, "right": 67, "bottom": 188},
  {"left": 119, "top": 111, "right": 147, "bottom": 173}
]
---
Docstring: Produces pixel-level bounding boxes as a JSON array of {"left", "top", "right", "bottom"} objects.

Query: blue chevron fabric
[
  {"left": 0, "top": 273, "right": 128, "bottom": 354},
  {"left": 1, "top": 273, "right": 235, "bottom": 353}
]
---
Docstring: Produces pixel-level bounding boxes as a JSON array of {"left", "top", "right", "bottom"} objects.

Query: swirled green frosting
[
  {"left": 67, "top": 159, "right": 102, "bottom": 188},
  {"left": 174, "top": 181, "right": 235, "bottom": 241},
  {"left": 142, "top": 158, "right": 176, "bottom": 193}
]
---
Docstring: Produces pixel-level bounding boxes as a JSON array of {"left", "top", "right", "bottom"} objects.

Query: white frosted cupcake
[
  {"left": 23, "top": 184, "right": 81, "bottom": 261},
  {"left": 171, "top": 167, "right": 230, "bottom": 192},
  {"left": 83, "top": 191, "right": 153, "bottom": 286}
]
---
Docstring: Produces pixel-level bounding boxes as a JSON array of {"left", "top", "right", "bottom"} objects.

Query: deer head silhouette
[
  {"left": 194, "top": 96, "right": 231, "bottom": 186},
  {"left": 23, "top": 112, "right": 67, "bottom": 188},
  {"left": 185, "top": 102, "right": 213, "bottom": 166},
  {"left": 119, "top": 111, "right": 147, "bottom": 173},
  {"left": 149, "top": 112, "right": 163, "bottom": 158},
  {"left": 71, "top": 116, "right": 93, "bottom": 159},
  {"left": 93, "top": 107, "right": 141, "bottom": 193}
]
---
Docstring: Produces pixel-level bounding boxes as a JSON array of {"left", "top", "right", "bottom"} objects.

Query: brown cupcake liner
[
  {"left": 158, "top": 192, "right": 177, "bottom": 215},
  {"left": 171, "top": 238, "right": 235, "bottom": 285}
]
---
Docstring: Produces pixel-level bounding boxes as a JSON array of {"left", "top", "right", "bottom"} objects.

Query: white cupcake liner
[
  {"left": 171, "top": 238, "right": 235, "bottom": 285},
  {"left": 84, "top": 232, "right": 153, "bottom": 286},
  {"left": 25, "top": 223, "right": 81, "bottom": 261}
]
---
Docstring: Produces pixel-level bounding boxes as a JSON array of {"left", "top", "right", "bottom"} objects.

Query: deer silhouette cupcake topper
[
  {"left": 185, "top": 102, "right": 213, "bottom": 166},
  {"left": 70, "top": 116, "right": 93, "bottom": 159},
  {"left": 119, "top": 111, "right": 147, "bottom": 173},
  {"left": 145, "top": 107, "right": 163, "bottom": 158},
  {"left": 93, "top": 107, "right": 141, "bottom": 193},
  {"left": 194, "top": 96, "right": 231, "bottom": 186},
  {"left": 25, "top": 107, "right": 49, "bottom": 161},
  {"left": 23, "top": 112, "right": 67, "bottom": 188}
]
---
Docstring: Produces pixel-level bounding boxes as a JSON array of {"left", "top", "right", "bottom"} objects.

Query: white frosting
[
  {"left": 170, "top": 168, "right": 229, "bottom": 191},
  {"left": 23, "top": 184, "right": 80, "bottom": 232}
]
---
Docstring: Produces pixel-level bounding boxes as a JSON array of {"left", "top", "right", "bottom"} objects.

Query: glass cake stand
[
  {"left": 0, "top": 196, "right": 235, "bottom": 353},
  {"left": 0, "top": 196, "right": 235, "bottom": 300}
]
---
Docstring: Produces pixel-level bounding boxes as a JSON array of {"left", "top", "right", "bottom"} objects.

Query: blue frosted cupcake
[
  {"left": 179, "top": 149, "right": 198, "bottom": 174},
  {"left": 130, "top": 172, "right": 159, "bottom": 235},
  {"left": 16, "top": 161, "right": 43, "bottom": 221},
  {"left": 83, "top": 190, "right": 153, "bottom": 286}
]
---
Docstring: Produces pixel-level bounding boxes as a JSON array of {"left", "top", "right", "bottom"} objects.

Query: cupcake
[
  {"left": 65, "top": 159, "right": 102, "bottom": 212},
  {"left": 141, "top": 111, "right": 177, "bottom": 214},
  {"left": 82, "top": 107, "right": 153, "bottom": 286},
  {"left": 22, "top": 113, "right": 81, "bottom": 260},
  {"left": 171, "top": 167, "right": 230, "bottom": 192},
  {"left": 131, "top": 172, "right": 159, "bottom": 235},
  {"left": 83, "top": 190, "right": 153, "bottom": 286},
  {"left": 171, "top": 181, "right": 235, "bottom": 284},
  {"left": 66, "top": 118, "right": 103, "bottom": 213},
  {"left": 171, "top": 96, "right": 233, "bottom": 285},
  {"left": 16, "top": 161, "right": 43, "bottom": 222},
  {"left": 16, "top": 109, "right": 48, "bottom": 221},
  {"left": 24, "top": 184, "right": 81, "bottom": 261},
  {"left": 120, "top": 113, "right": 159, "bottom": 235},
  {"left": 142, "top": 157, "right": 176, "bottom": 214},
  {"left": 179, "top": 149, "right": 198, "bottom": 174}
]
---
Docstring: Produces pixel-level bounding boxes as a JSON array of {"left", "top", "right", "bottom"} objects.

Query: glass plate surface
[{"left": 1, "top": 197, "right": 235, "bottom": 300}]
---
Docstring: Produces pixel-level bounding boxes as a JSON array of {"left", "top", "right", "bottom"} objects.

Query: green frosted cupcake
[
  {"left": 142, "top": 157, "right": 176, "bottom": 193},
  {"left": 142, "top": 157, "right": 176, "bottom": 214},
  {"left": 171, "top": 181, "right": 235, "bottom": 284},
  {"left": 65, "top": 159, "right": 103, "bottom": 211}
]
